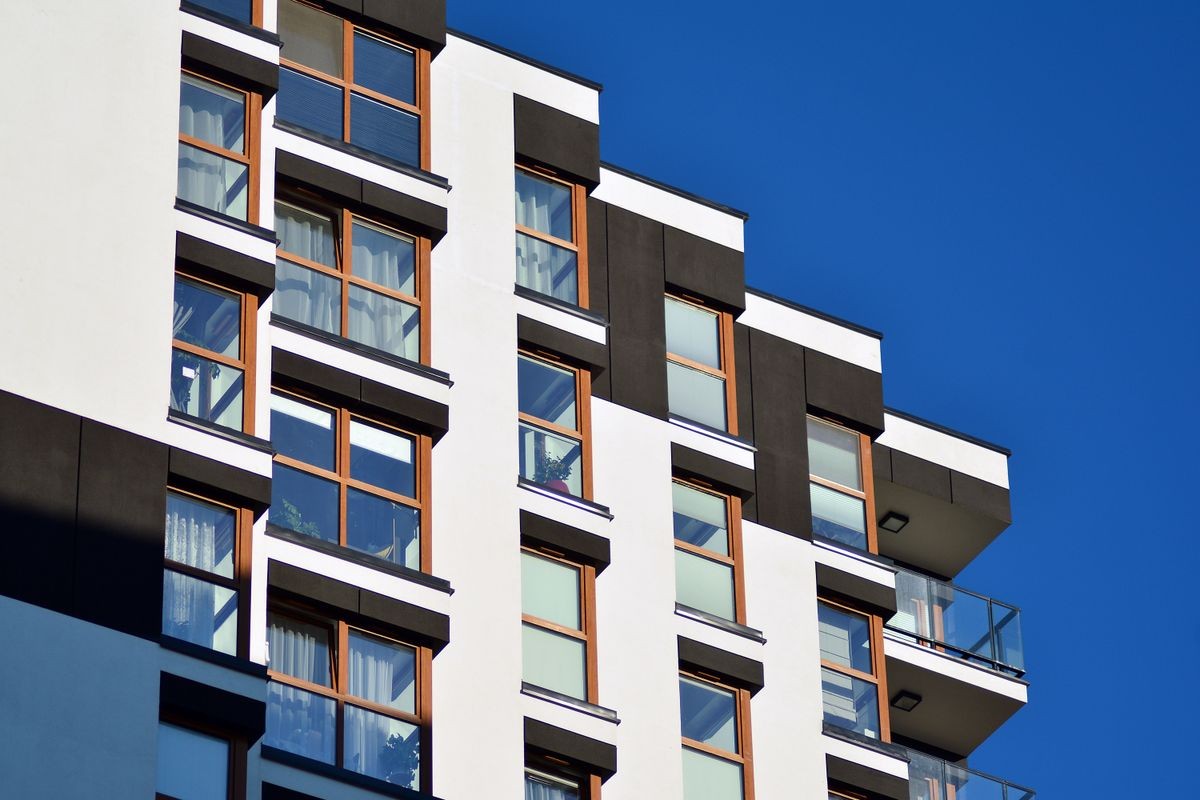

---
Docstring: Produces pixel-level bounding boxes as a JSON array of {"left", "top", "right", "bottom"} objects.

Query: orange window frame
[
  {"left": 521, "top": 545, "right": 600, "bottom": 705},
  {"left": 178, "top": 70, "right": 261, "bottom": 224},
  {"left": 665, "top": 293, "right": 739, "bottom": 435},
  {"left": 517, "top": 349, "right": 594, "bottom": 500},
  {"left": 156, "top": 715, "right": 249, "bottom": 800},
  {"left": 680, "top": 670, "right": 756, "bottom": 800},
  {"left": 672, "top": 478, "right": 747, "bottom": 626},
  {"left": 515, "top": 164, "right": 590, "bottom": 308},
  {"left": 807, "top": 415, "right": 878, "bottom": 553},
  {"left": 818, "top": 597, "right": 891, "bottom": 743}
]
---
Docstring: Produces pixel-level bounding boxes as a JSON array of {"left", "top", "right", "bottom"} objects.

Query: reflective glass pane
[
  {"left": 188, "top": 0, "right": 251, "bottom": 23},
  {"left": 278, "top": 67, "right": 343, "bottom": 139},
  {"left": 350, "top": 419, "right": 415, "bottom": 495},
  {"left": 344, "top": 704, "right": 419, "bottom": 787},
  {"left": 348, "top": 284, "right": 420, "bottom": 360},
  {"left": 157, "top": 722, "right": 229, "bottom": 800},
  {"left": 522, "top": 623, "right": 586, "bottom": 699},
  {"left": 681, "top": 747, "right": 744, "bottom": 800},
  {"left": 810, "top": 483, "right": 867, "bottom": 550},
  {"left": 818, "top": 602, "right": 873, "bottom": 673},
  {"left": 171, "top": 348, "right": 244, "bottom": 430},
  {"left": 667, "top": 360, "right": 727, "bottom": 430},
  {"left": 180, "top": 74, "right": 245, "bottom": 152},
  {"left": 165, "top": 491, "right": 235, "bottom": 579},
  {"left": 936, "top": 583, "right": 993, "bottom": 663},
  {"left": 352, "top": 221, "right": 416, "bottom": 294},
  {"left": 679, "top": 676, "right": 738, "bottom": 752},
  {"left": 265, "top": 682, "right": 336, "bottom": 763},
  {"left": 267, "top": 612, "right": 332, "bottom": 686},
  {"left": 666, "top": 297, "right": 720, "bottom": 368},
  {"left": 276, "top": 201, "right": 336, "bottom": 266},
  {"left": 526, "top": 771, "right": 580, "bottom": 800},
  {"left": 808, "top": 417, "right": 861, "bottom": 489},
  {"left": 675, "top": 549, "right": 735, "bottom": 621},
  {"left": 271, "top": 393, "right": 335, "bottom": 469},
  {"left": 946, "top": 763, "right": 1006, "bottom": 800},
  {"left": 270, "top": 464, "right": 339, "bottom": 543},
  {"left": 351, "top": 93, "right": 420, "bottom": 166},
  {"left": 515, "top": 170, "right": 573, "bottom": 241},
  {"left": 346, "top": 488, "right": 420, "bottom": 570},
  {"left": 178, "top": 143, "right": 248, "bottom": 219},
  {"left": 162, "top": 570, "right": 237, "bottom": 655},
  {"left": 521, "top": 552, "right": 580, "bottom": 629},
  {"left": 174, "top": 276, "right": 240, "bottom": 358},
  {"left": 516, "top": 232, "right": 578, "bottom": 304},
  {"left": 349, "top": 630, "right": 417, "bottom": 712},
  {"left": 279, "top": 0, "right": 342, "bottom": 76},
  {"left": 821, "top": 666, "right": 880, "bottom": 739},
  {"left": 672, "top": 482, "right": 728, "bottom": 555},
  {"left": 993, "top": 601, "right": 1025, "bottom": 672},
  {"left": 354, "top": 32, "right": 415, "bottom": 104},
  {"left": 518, "top": 422, "right": 583, "bottom": 497},
  {"left": 518, "top": 355, "right": 576, "bottom": 428},
  {"left": 275, "top": 259, "right": 342, "bottom": 336}
]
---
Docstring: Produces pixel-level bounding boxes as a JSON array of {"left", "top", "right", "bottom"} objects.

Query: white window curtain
[
  {"left": 275, "top": 261, "right": 341, "bottom": 334},
  {"left": 163, "top": 497, "right": 231, "bottom": 646},
  {"left": 268, "top": 617, "right": 329, "bottom": 684},
  {"left": 515, "top": 179, "right": 575, "bottom": 301},
  {"left": 347, "top": 287, "right": 419, "bottom": 359},
  {"left": 179, "top": 80, "right": 245, "bottom": 216},
  {"left": 525, "top": 774, "right": 579, "bottom": 800}
]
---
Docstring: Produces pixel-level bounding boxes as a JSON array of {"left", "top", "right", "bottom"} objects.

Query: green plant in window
[
  {"left": 277, "top": 499, "right": 323, "bottom": 539},
  {"left": 379, "top": 729, "right": 420, "bottom": 788},
  {"left": 534, "top": 448, "right": 574, "bottom": 484}
]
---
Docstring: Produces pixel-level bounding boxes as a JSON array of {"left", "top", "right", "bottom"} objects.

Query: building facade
[{"left": 0, "top": 1, "right": 1033, "bottom": 799}]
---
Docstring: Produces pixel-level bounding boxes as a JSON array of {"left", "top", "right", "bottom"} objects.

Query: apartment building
[{"left": 0, "top": 1, "right": 1034, "bottom": 799}]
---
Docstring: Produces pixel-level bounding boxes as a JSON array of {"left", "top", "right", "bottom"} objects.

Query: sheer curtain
[
  {"left": 525, "top": 775, "right": 579, "bottom": 800},
  {"left": 349, "top": 231, "right": 419, "bottom": 360},
  {"left": 266, "top": 617, "right": 335, "bottom": 762},
  {"left": 275, "top": 205, "right": 340, "bottom": 333},
  {"left": 344, "top": 636, "right": 417, "bottom": 785},
  {"left": 162, "top": 498, "right": 228, "bottom": 646},
  {"left": 179, "top": 78, "right": 243, "bottom": 215},
  {"left": 515, "top": 179, "right": 569, "bottom": 300}
]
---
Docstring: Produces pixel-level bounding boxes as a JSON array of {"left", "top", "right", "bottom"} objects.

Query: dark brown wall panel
[
  {"left": 605, "top": 206, "right": 667, "bottom": 419},
  {"left": 514, "top": 96, "right": 601, "bottom": 188},
  {"left": 748, "top": 330, "right": 810, "bottom": 538},
  {"left": 663, "top": 226, "right": 745, "bottom": 312},
  {"left": 804, "top": 349, "right": 885, "bottom": 437}
]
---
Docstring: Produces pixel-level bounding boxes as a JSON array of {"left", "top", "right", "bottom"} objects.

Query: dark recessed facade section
[
  {"left": 677, "top": 636, "right": 765, "bottom": 695},
  {"left": 587, "top": 198, "right": 610, "bottom": 321},
  {"left": 814, "top": 562, "right": 898, "bottom": 618},
  {"left": 804, "top": 349, "right": 885, "bottom": 438},
  {"left": 520, "top": 510, "right": 611, "bottom": 573},
  {"left": 168, "top": 447, "right": 272, "bottom": 518},
  {"left": 514, "top": 95, "right": 601, "bottom": 189},
  {"left": 263, "top": 785, "right": 321, "bottom": 800},
  {"left": 733, "top": 324, "right": 754, "bottom": 445},
  {"left": 670, "top": 443, "right": 755, "bottom": 501},
  {"left": 181, "top": 31, "right": 279, "bottom": 98},
  {"left": 663, "top": 226, "right": 745, "bottom": 314},
  {"left": 524, "top": 717, "right": 617, "bottom": 780},
  {"left": 517, "top": 315, "right": 608, "bottom": 375},
  {"left": 747, "top": 329, "right": 810, "bottom": 539},
  {"left": 891, "top": 451, "right": 952, "bottom": 504},
  {"left": 950, "top": 471, "right": 1012, "bottom": 525},
  {"left": 606, "top": 206, "right": 668, "bottom": 419},
  {"left": 176, "top": 232, "right": 274, "bottom": 300},
  {"left": 872, "top": 442, "right": 893, "bottom": 482},
  {"left": 880, "top": 447, "right": 1012, "bottom": 525},
  {"left": 318, "top": 0, "right": 445, "bottom": 53},
  {"left": 160, "top": 672, "right": 267, "bottom": 742}
]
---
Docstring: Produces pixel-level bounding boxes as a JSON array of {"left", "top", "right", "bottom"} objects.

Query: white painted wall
[
  {"left": 739, "top": 292, "right": 883, "bottom": 373},
  {"left": 878, "top": 412, "right": 1010, "bottom": 488},
  {"left": 593, "top": 167, "right": 746, "bottom": 252}
]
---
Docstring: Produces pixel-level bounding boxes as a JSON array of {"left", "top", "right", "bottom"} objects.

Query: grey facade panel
[
  {"left": 517, "top": 315, "right": 609, "bottom": 373},
  {"left": 748, "top": 329, "right": 810, "bottom": 539},
  {"left": 587, "top": 197, "right": 610, "bottom": 321},
  {"left": 520, "top": 510, "right": 611, "bottom": 571},
  {"left": 524, "top": 717, "right": 617, "bottom": 778},
  {"left": 804, "top": 348, "right": 885, "bottom": 437},
  {"left": 872, "top": 443, "right": 893, "bottom": 482},
  {"left": 514, "top": 95, "right": 601, "bottom": 188},
  {"left": 815, "top": 562, "right": 898, "bottom": 617},
  {"left": 951, "top": 471, "right": 1013, "bottom": 524},
  {"left": 605, "top": 206, "right": 667, "bottom": 419},
  {"left": 677, "top": 636, "right": 765, "bottom": 693},
  {"left": 160, "top": 672, "right": 267, "bottom": 741},
  {"left": 663, "top": 226, "right": 745, "bottom": 312},
  {"left": 670, "top": 443, "right": 756, "bottom": 500},
  {"left": 891, "top": 450, "right": 952, "bottom": 503},
  {"left": 168, "top": 447, "right": 273, "bottom": 516}
]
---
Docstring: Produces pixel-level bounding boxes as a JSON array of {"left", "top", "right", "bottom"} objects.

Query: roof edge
[
  {"left": 599, "top": 161, "right": 750, "bottom": 221},
  {"left": 884, "top": 407, "right": 1012, "bottom": 457},
  {"left": 745, "top": 287, "right": 884, "bottom": 340},
  {"left": 446, "top": 29, "right": 604, "bottom": 92}
]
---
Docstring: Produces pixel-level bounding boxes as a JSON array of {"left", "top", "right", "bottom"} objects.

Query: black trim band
[
  {"left": 670, "top": 443, "right": 755, "bottom": 500},
  {"left": 182, "top": 31, "right": 279, "bottom": 97},
  {"left": 664, "top": 226, "right": 745, "bottom": 313},
  {"left": 677, "top": 636, "right": 765, "bottom": 694},
  {"left": 814, "top": 560, "right": 898, "bottom": 618},
  {"left": 267, "top": 525, "right": 453, "bottom": 594},
  {"left": 518, "top": 315, "right": 608, "bottom": 373},
  {"left": 520, "top": 510, "right": 610, "bottom": 572},
  {"left": 168, "top": 446, "right": 272, "bottom": 517},
  {"left": 262, "top": 747, "right": 441, "bottom": 800},
  {"left": 275, "top": 121, "right": 450, "bottom": 190},
  {"left": 176, "top": 232, "right": 274, "bottom": 299},
  {"left": 823, "top": 723, "right": 910, "bottom": 800},
  {"left": 160, "top": 671, "right": 266, "bottom": 741},
  {"left": 524, "top": 717, "right": 617, "bottom": 779},
  {"left": 515, "top": 95, "right": 601, "bottom": 189}
]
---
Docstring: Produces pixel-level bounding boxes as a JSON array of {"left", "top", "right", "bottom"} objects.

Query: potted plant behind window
[{"left": 534, "top": 448, "right": 574, "bottom": 494}]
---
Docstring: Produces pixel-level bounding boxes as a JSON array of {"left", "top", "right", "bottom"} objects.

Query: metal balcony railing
[{"left": 907, "top": 748, "right": 1035, "bottom": 800}]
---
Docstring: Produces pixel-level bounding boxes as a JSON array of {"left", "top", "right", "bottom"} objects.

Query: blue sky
[{"left": 450, "top": 1, "right": 1200, "bottom": 793}]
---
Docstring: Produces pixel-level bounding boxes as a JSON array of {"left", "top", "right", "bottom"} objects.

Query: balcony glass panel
[
  {"left": 821, "top": 666, "right": 880, "bottom": 739},
  {"left": 516, "top": 231, "right": 578, "bottom": 304},
  {"left": 906, "top": 749, "right": 1036, "bottom": 800},
  {"left": 265, "top": 682, "right": 336, "bottom": 763},
  {"left": 518, "top": 422, "right": 582, "bottom": 497},
  {"left": 170, "top": 349, "right": 244, "bottom": 429},
  {"left": 681, "top": 747, "right": 743, "bottom": 800},
  {"left": 162, "top": 570, "right": 237, "bottom": 654},
  {"left": 810, "top": 482, "right": 866, "bottom": 549},
  {"left": 346, "top": 488, "right": 419, "bottom": 569},
  {"left": 675, "top": 549, "right": 735, "bottom": 621},
  {"left": 344, "top": 704, "right": 419, "bottom": 787},
  {"left": 667, "top": 361, "right": 727, "bottom": 430}
]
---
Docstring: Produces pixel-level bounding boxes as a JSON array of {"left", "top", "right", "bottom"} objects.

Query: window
[
  {"left": 156, "top": 721, "right": 233, "bottom": 800},
  {"left": 518, "top": 352, "right": 591, "bottom": 498},
  {"left": 807, "top": 416, "right": 875, "bottom": 552},
  {"left": 521, "top": 548, "right": 597, "bottom": 703},
  {"left": 186, "top": 0, "right": 257, "bottom": 25},
  {"left": 819, "top": 599, "right": 889, "bottom": 741},
  {"left": 277, "top": 0, "right": 429, "bottom": 168},
  {"left": 162, "top": 490, "right": 248, "bottom": 657},
  {"left": 679, "top": 673, "right": 752, "bottom": 800},
  {"left": 171, "top": 273, "right": 255, "bottom": 432},
  {"left": 268, "top": 390, "right": 429, "bottom": 571},
  {"left": 274, "top": 198, "right": 428, "bottom": 363},
  {"left": 525, "top": 767, "right": 583, "bottom": 800},
  {"left": 673, "top": 480, "right": 744, "bottom": 624},
  {"left": 515, "top": 166, "right": 588, "bottom": 306},
  {"left": 179, "top": 72, "right": 257, "bottom": 221},
  {"left": 665, "top": 295, "right": 737, "bottom": 432},
  {"left": 265, "top": 607, "right": 430, "bottom": 789}
]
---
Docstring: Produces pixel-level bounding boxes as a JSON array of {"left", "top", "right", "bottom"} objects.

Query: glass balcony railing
[
  {"left": 907, "top": 748, "right": 1035, "bottom": 800},
  {"left": 888, "top": 569, "right": 1025, "bottom": 677}
]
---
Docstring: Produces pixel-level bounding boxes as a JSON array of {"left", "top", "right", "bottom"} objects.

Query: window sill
[
  {"left": 274, "top": 120, "right": 450, "bottom": 190},
  {"left": 167, "top": 409, "right": 275, "bottom": 454},
  {"left": 514, "top": 284, "right": 609, "bottom": 327},
  {"left": 812, "top": 536, "right": 897, "bottom": 570},
  {"left": 261, "top": 746, "right": 443, "bottom": 800},
  {"left": 674, "top": 603, "right": 766, "bottom": 644},
  {"left": 159, "top": 635, "right": 268, "bottom": 678},
  {"left": 668, "top": 415, "right": 756, "bottom": 453},
  {"left": 179, "top": 1, "right": 282, "bottom": 45},
  {"left": 517, "top": 478, "right": 613, "bottom": 520},
  {"left": 520, "top": 683, "right": 620, "bottom": 724},
  {"left": 175, "top": 198, "right": 277, "bottom": 242},
  {"left": 821, "top": 721, "right": 911, "bottom": 762},
  {"left": 271, "top": 315, "right": 454, "bottom": 386},
  {"left": 266, "top": 525, "right": 453, "bottom": 595}
]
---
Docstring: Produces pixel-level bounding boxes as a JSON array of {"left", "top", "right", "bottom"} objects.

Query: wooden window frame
[
  {"left": 679, "top": 670, "right": 755, "bottom": 800},
  {"left": 275, "top": 193, "right": 432, "bottom": 364},
  {"left": 672, "top": 478, "right": 747, "bottom": 626},
  {"left": 267, "top": 602, "right": 433, "bottom": 791},
  {"left": 270, "top": 387, "right": 433, "bottom": 572},
  {"left": 279, "top": 0, "right": 431, "bottom": 170},
  {"left": 807, "top": 415, "right": 878, "bottom": 553},
  {"left": 514, "top": 164, "right": 590, "bottom": 308},
  {"left": 817, "top": 597, "right": 891, "bottom": 743},
  {"left": 521, "top": 545, "right": 600, "bottom": 705},
  {"left": 525, "top": 762, "right": 601, "bottom": 800},
  {"left": 517, "top": 349, "right": 594, "bottom": 500},
  {"left": 156, "top": 714, "right": 249, "bottom": 800},
  {"left": 665, "top": 293, "right": 739, "bottom": 435},
  {"left": 179, "top": 70, "right": 261, "bottom": 224}
]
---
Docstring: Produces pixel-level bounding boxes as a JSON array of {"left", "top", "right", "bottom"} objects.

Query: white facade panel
[
  {"left": 739, "top": 292, "right": 884, "bottom": 373},
  {"left": 593, "top": 167, "right": 746, "bottom": 251},
  {"left": 813, "top": 538, "right": 897, "bottom": 592},
  {"left": 878, "top": 412, "right": 1010, "bottom": 489},
  {"left": 516, "top": 294, "right": 609, "bottom": 345},
  {"left": 668, "top": 416, "right": 757, "bottom": 470},
  {"left": 180, "top": 6, "right": 280, "bottom": 63},
  {"left": 884, "top": 632, "right": 1028, "bottom": 703}
]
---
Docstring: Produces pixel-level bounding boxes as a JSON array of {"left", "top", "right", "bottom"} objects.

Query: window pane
[
  {"left": 810, "top": 483, "right": 867, "bottom": 549},
  {"left": 821, "top": 666, "right": 880, "bottom": 739},
  {"left": 350, "top": 93, "right": 420, "bottom": 166},
  {"left": 667, "top": 361, "right": 727, "bottom": 430},
  {"left": 808, "top": 418, "right": 861, "bottom": 490},
  {"left": 666, "top": 297, "right": 720, "bottom": 368},
  {"left": 672, "top": 483, "right": 728, "bottom": 555},
  {"left": 521, "top": 552, "right": 580, "bottom": 629},
  {"left": 178, "top": 143, "right": 248, "bottom": 219},
  {"left": 348, "top": 284, "right": 420, "bottom": 361},
  {"left": 352, "top": 221, "right": 416, "bottom": 295},
  {"left": 354, "top": 32, "right": 415, "bottom": 105},
  {"left": 346, "top": 487, "right": 420, "bottom": 570},
  {"left": 162, "top": 570, "right": 237, "bottom": 655},
  {"left": 174, "top": 277, "right": 240, "bottom": 358},
  {"left": 276, "top": 202, "right": 336, "bottom": 266},
  {"left": 275, "top": 259, "right": 342, "bottom": 336},
  {"left": 679, "top": 676, "right": 738, "bottom": 752},
  {"left": 165, "top": 491, "right": 235, "bottom": 579},
  {"left": 188, "top": 0, "right": 251, "bottom": 23},
  {"left": 522, "top": 623, "right": 586, "bottom": 699},
  {"left": 818, "top": 602, "right": 873, "bottom": 674},
  {"left": 266, "top": 682, "right": 336, "bottom": 763},
  {"left": 278, "top": 67, "right": 343, "bottom": 139},
  {"left": 350, "top": 419, "right": 415, "bottom": 495},
  {"left": 180, "top": 74, "right": 245, "bottom": 152},
  {"left": 675, "top": 549, "right": 735, "bottom": 621},
  {"left": 279, "top": 0, "right": 342, "bottom": 76},
  {"left": 515, "top": 170, "right": 573, "bottom": 241},
  {"left": 518, "top": 355, "right": 576, "bottom": 428},
  {"left": 269, "top": 464, "right": 339, "bottom": 543},
  {"left": 348, "top": 630, "right": 417, "bottom": 712},
  {"left": 344, "top": 704, "right": 420, "bottom": 787},
  {"left": 516, "top": 232, "right": 578, "bottom": 305},
  {"left": 518, "top": 422, "right": 583, "bottom": 497},
  {"left": 526, "top": 771, "right": 580, "bottom": 800},
  {"left": 157, "top": 722, "right": 229, "bottom": 800},
  {"left": 268, "top": 613, "right": 332, "bottom": 686},
  {"left": 171, "top": 348, "right": 244, "bottom": 430},
  {"left": 682, "top": 747, "right": 744, "bottom": 800},
  {"left": 271, "top": 393, "right": 335, "bottom": 469}
]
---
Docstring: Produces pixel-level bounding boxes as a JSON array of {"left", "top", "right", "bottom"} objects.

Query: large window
[
  {"left": 679, "top": 673, "right": 752, "bottom": 800},
  {"left": 515, "top": 166, "right": 588, "bottom": 306},
  {"left": 268, "top": 390, "right": 428, "bottom": 571},
  {"left": 665, "top": 295, "right": 737, "bottom": 432},
  {"left": 277, "top": 0, "right": 428, "bottom": 168},
  {"left": 265, "top": 606, "right": 429, "bottom": 790},
  {"left": 521, "top": 548, "right": 597, "bottom": 703},
  {"left": 186, "top": 0, "right": 257, "bottom": 25},
  {"left": 518, "top": 352, "right": 591, "bottom": 499},
  {"left": 673, "top": 480, "right": 744, "bottom": 624},
  {"left": 156, "top": 721, "right": 234, "bottom": 800},
  {"left": 819, "top": 599, "right": 888, "bottom": 741},
  {"left": 179, "top": 72, "right": 257, "bottom": 221},
  {"left": 171, "top": 274, "right": 254, "bottom": 432},
  {"left": 525, "top": 768, "right": 582, "bottom": 800},
  {"left": 275, "top": 198, "right": 427, "bottom": 363},
  {"left": 808, "top": 416, "right": 875, "bottom": 552}
]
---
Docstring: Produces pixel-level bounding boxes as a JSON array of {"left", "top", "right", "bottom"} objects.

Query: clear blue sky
[{"left": 450, "top": 1, "right": 1200, "bottom": 793}]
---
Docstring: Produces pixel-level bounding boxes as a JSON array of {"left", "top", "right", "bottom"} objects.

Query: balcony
[{"left": 906, "top": 748, "right": 1035, "bottom": 800}]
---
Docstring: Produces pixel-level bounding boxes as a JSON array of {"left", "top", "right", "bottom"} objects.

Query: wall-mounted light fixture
[
  {"left": 891, "top": 690, "right": 922, "bottom": 712},
  {"left": 879, "top": 511, "right": 909, "bottom": 533}
]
